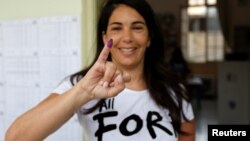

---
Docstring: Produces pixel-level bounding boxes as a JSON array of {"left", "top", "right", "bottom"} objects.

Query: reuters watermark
[{"left": 208, "top": 125, "right": 249, "bottom": 140}]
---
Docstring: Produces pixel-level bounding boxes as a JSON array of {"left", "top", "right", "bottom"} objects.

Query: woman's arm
[
  {"left": 178, "top": 119, "right": 195, "bottom": 141},
  {"left": 4, "top": 85, "right": 92, "bottom": 141},
  {"left": 5, "top": 39, "right": 130, "bottom": 141}
]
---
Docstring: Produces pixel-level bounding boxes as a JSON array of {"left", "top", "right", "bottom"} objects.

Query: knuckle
[{"left": 106, "top": 61, "right": 116, "bottom": 69}]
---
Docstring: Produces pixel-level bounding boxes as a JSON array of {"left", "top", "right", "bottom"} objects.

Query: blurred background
[
  {"left": 1, "top": 0, "right": 250, "bottom": 141},
  {"left": 146, "top": 0, "right": 250, "bottom": 140}
]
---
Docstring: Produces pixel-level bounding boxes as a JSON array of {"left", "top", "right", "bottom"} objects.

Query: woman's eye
[
  {"left": 135, "top": 27, "right": 142, "bottom": 30},
  {"left": 133, "top": 26, "right": 143, "bottom": 30},
  {"left": 133, "top": 27, "right": 144, "bottom": 33},
  {"left": 111, "top": 27, "right": 121, "bottom": 31}
]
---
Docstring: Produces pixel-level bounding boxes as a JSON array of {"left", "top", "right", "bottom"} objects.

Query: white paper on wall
[{"left": 0, "top": 16, "right": 83, "bottom": 141}]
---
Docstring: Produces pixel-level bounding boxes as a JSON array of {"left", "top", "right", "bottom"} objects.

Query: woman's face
[{"left": 103, "top": 4, "right": 150, "bottom": 69}]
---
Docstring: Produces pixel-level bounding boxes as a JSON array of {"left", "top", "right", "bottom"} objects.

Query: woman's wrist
[{"left": 69, "top": 82, "right": 94, "bottom": 110}]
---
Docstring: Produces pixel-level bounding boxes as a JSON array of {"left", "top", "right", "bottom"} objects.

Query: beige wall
[{"left": 0, "top": 0, "right": 82, "bottom": 19}]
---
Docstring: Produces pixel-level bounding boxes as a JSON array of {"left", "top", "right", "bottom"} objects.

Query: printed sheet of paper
[{"left": 0, "top": 16, "right": 83, "bottom": 141}]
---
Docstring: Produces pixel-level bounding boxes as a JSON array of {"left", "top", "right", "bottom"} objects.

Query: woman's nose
[{"left": 121, "top": 28, "right": 133, "bottom": 43}]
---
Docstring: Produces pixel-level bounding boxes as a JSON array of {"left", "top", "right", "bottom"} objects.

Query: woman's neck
[{"left": 122, "top": 67, "right": 147, "bottom": 91}]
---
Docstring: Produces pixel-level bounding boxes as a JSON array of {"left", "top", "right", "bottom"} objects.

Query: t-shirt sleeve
[
  {"left": 51, "top": 77, "right": 73, "bottom": 94},
  {"left": 181, "top": 99, "right": 194, "bottom": 122}
]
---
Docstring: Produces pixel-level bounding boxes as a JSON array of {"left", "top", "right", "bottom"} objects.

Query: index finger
[{"left": 97, "top": 39, "right": 113, "bottom": 63}]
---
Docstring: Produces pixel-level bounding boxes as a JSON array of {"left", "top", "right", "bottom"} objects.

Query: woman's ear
[{"left": 147, "top": 40, "right": 151, "bottom": 47}]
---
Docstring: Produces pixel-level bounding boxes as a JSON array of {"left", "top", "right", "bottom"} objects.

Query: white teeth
[{"left": 120, "top": 48, "right": 134, "bottom": 52}]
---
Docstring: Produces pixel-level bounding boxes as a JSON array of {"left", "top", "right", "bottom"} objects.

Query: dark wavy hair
[{"left": 70, "top": 0, "right": 191, "bottom": 135}]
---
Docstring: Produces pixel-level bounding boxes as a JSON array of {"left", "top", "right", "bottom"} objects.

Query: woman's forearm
[{"left": 5, "top": 85, "right": 90, "bottom": 141}]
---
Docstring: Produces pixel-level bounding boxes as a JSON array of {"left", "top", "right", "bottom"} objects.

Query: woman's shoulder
[{"left": 51, "top": 76, "right": 73, "bottom": 94}]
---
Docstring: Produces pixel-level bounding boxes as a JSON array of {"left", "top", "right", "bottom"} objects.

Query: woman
[{"left": 5, "top": 0, "right": 195, "bottom": 141}]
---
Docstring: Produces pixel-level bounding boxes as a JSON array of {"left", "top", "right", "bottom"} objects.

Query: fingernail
[{"left": 107, "top": 39, "right": 113, "bottom": 48}]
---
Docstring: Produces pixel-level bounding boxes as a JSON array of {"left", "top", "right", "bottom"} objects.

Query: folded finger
[{"left": 101, "top": 62, "right": 117, "bottom": 87}]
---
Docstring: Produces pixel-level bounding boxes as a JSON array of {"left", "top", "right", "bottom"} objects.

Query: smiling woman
[
  {"left": 103, "top": 4, "right": 150, "bottom": 71},
  {"left": 4, "top": 0, "right": 195, "bottom": 141}
]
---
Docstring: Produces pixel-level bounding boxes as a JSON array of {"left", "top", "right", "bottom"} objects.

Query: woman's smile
[{"left": 118, "top": 47, "right": 137, "bottom": 55}]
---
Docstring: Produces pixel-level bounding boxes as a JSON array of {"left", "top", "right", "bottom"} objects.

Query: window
[{"left": 181, "top": 0, "right": 224, "bottom": 63}]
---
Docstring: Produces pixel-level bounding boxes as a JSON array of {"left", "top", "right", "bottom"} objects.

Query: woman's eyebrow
[
  {"left": 109, "top": 21, "right": 146, "bottom": 26},
  {"left": 132, "top": 21, "right": 146, "bottom": 25},
  {"left": 109, "top": 22, "right": 122, "bottom": 26}
]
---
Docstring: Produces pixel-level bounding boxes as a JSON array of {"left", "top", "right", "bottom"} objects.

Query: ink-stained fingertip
[{"left": 107, "top": 39, "right": 113, "bottom": 48}]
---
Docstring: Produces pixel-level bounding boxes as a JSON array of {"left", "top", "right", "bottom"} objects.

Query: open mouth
[{"left": 119, "top": 48, "right": 136, "bottom": 54}]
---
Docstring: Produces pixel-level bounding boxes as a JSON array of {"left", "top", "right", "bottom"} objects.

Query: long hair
[{"left": 70, "top": 0, "right": 191, "bottom": 135}]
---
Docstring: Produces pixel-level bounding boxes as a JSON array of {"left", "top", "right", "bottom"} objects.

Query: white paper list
[{"left": 0, "top": 16, "right": 83, "bottom": 141}]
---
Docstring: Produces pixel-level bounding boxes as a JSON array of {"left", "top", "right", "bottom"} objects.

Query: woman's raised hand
[{"left": 77, "top": 39, "right": 130, "bottom": 100}]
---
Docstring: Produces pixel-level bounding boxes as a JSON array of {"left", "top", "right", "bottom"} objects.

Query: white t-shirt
[{"left": 52, "top": 78, "right": 194, "bottom": 141}]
